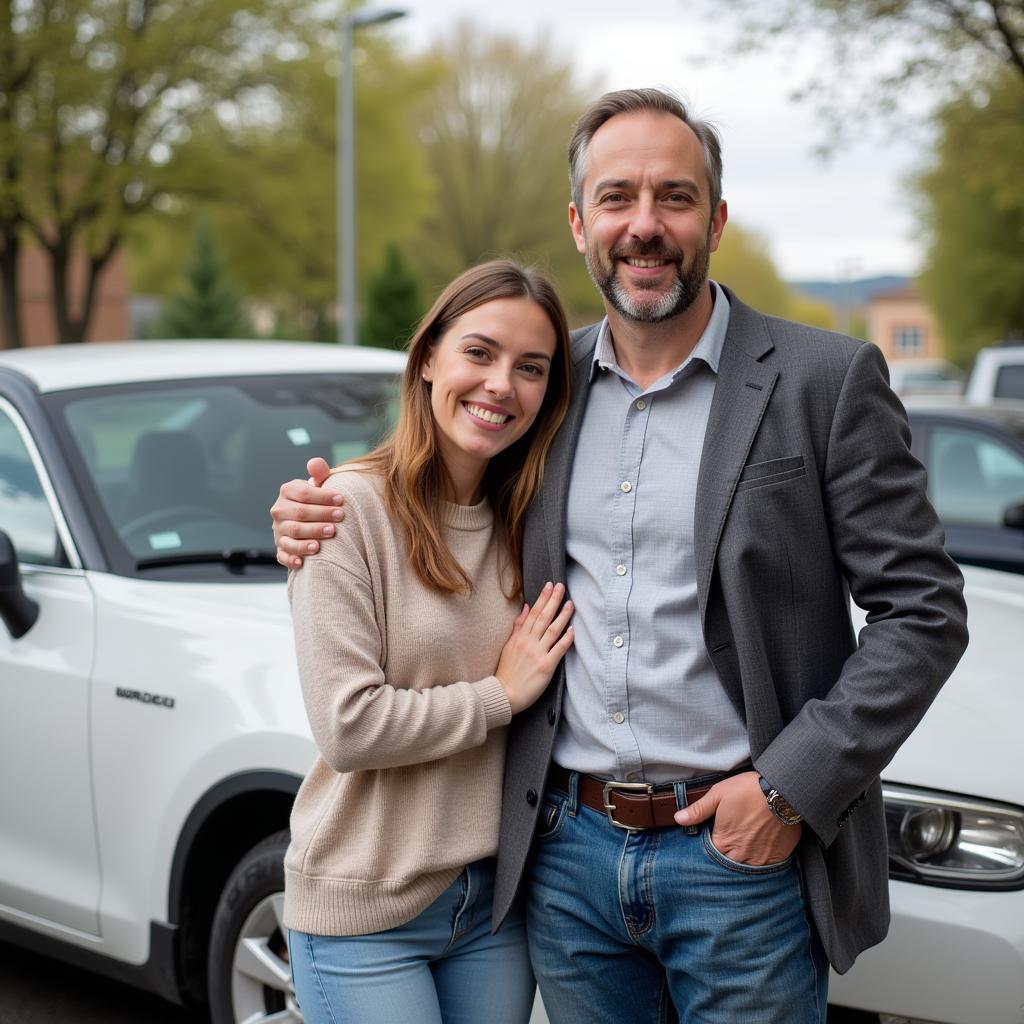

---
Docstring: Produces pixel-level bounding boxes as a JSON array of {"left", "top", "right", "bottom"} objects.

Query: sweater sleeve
[{"left": 288, "top": 480, "right": 512, "bottom": 774}]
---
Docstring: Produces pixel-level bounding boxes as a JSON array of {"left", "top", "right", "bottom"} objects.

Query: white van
[{"left": 965, "top": 344, "right": 1024, "bottom": 401}]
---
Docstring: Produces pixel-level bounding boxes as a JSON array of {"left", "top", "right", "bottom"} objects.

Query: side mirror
[
  {"left": 1004, "top": 502, "right": 1024, "bottom": 531},
  {"left": 0, "top": 530, "right": 40, "bottom": 638}
]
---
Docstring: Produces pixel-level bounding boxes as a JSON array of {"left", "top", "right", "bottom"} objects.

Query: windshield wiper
[{"left": 135, "top": 549, "right": 282, "bottom": 573}]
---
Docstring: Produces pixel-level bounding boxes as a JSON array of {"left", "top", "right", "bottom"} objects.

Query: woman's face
[{"left": 422, "top": 296, "right": 558, "bottom": 500}]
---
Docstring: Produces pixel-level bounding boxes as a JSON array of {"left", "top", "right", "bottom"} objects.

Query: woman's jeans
[
  {"left": 526, "top": 771, "right": 829, "bottom": 1024},
  {"left": 288, "top": 858, "right": 534, "bottom": 1024}
]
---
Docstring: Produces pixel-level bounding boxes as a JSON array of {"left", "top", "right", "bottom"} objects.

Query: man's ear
[
  {"left": 568, "top": 203, "right": 587, "bottom": 255},
  {"left": 708, "top": 199, "right": 728, "bottom": 254}
]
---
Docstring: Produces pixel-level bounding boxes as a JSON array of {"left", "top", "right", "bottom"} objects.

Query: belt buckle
[{"left": 602, "top": 780, "right": 655, "bottom": 831}]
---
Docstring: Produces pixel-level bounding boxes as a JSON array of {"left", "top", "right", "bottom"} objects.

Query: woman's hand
[{"left": 496, "top": 582, "right": 574, "bottom": 714}]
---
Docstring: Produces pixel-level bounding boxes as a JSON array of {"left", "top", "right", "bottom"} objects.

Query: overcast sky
[{"left": 377, "top": 0, "right": 931, "bottom": 282}]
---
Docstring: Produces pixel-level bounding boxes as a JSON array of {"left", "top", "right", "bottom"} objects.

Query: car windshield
[{"left": 53, "top": 373, "right": 398, "bottom": 573}]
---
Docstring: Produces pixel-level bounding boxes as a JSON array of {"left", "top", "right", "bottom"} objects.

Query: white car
[
  {"left": 965, "top": 344, "right": 1024, "bottom": 402},
  {"left": 1, "top": 342, "right": 1021, "bottom": 1024}
]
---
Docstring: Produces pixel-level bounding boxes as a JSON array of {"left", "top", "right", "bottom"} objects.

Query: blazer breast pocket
[{"left": 735, "top": 455, "right": 806, "bottom": 492}]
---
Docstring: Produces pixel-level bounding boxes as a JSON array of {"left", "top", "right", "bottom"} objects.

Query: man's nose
[{"left": 628, "top": 195, "right": 663, "bottom": 242}]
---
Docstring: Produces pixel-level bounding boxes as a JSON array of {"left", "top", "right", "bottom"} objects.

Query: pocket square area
[{"left": 736, "top": 455, "right": 806, "bottom": 491}]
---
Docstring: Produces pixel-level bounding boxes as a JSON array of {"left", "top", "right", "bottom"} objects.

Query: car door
[
  {"left": 0, "top": 397, "right": 100, "bottom": 936},
  {"left": 922, "top": 417, "right": 1024, "bottom": 573}
]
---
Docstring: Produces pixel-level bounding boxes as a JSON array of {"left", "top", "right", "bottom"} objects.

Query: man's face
[{"left": 569, "top": 110, "right": 727, "bottom": 324}]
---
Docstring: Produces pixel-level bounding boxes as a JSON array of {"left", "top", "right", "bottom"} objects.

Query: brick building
[{"left": 0, "top": 242, "right": 130, "bottom": 348}]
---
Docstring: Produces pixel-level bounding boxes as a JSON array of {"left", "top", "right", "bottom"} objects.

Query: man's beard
[{"left": 584, "top": 235, "right": 710, "bottom": 324}]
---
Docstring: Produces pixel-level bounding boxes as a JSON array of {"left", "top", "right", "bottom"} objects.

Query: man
[{"left": 272, "top": 88, "right": 968, "bottom": 1022}]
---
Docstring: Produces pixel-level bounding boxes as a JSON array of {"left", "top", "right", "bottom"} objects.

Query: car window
[
  {"left": 994, "top": 365, "right": 1024, "bottom": 400},
  {"left": 58, "top": 374, "right": 398, "bottom": 566},
  {"left": 929, "top": 425, "right": 1024, "bottom": 526},
  {"left": 0, "top": 408, "right": 62, "bottom": 565}
]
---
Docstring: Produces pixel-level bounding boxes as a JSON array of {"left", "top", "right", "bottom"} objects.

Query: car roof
[
  {"left": 0, "top": 341, "right": 407, "bottom": 393},
  {"left": 903, "top": 395, "right": 1024, "bottom": 429}
]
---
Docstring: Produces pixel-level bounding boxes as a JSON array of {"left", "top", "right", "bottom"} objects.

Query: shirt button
[
  {"left": 626, "top": 771, "right": 640, "bottom": 782},
  {"left": 620, "top": 481, "right": 632, "bottom": 493},
  {"left": 612, "top": 711, "right": 625, "bottom": 724},
  {"left": 615, "top": 564, "right": 627, "bottom": 576},
  {"left": 612, "top": 635, "right": 624, "bottom": 648},
  {"left": 635, "top": 399, "right": 646, "bottom": 411}
]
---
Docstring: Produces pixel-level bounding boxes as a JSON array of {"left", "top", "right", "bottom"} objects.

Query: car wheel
[{"left": 207, "top": 829, "right": 302, "bottom": 1024}]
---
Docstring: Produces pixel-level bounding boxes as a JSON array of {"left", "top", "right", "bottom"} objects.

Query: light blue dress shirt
[{"left": 551, "top": 282, "right": 752, "bottom": 783}]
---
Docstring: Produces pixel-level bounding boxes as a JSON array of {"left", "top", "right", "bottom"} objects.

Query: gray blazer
[{"left": 494, "top": 287, "right": 968, "bottom": 973}]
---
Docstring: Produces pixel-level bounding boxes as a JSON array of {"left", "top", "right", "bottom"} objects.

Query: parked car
[
  {"left": 1, "top": 342, "right": 1022, "bottom": 1024},
  {"left": 964, "top": 344, "right": 1024, "bottom": 402},
  {"left": 886, "top": 357, "right": 964, "bottom": 398},
  {"left": 904, "top": 397, "right": 1024, "bottom": 574}
]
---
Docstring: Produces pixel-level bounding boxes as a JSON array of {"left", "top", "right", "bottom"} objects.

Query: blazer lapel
[
  {"left": 540, "top": 326, "right": 600, "bottom": 580},
  {"left": 695, "top": 293, "right": 778, "bottom": 621}
]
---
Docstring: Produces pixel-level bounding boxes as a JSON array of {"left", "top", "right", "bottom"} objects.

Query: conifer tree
[
  {"left": 151, "top": 220, "right": 252, "bottom": 339},
  {"left": 361, "top": 244, "right": 424, "bottom": 350}
]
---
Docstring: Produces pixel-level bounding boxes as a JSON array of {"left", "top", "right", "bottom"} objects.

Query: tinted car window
[
  {"left": 57, "top": 374, "right": 397, "bottom": 566},
  {"left": 994, "top": 365, "right": 1024, "bottom": 400},
  {"left": 929, "top": 425, "right": 1024, "bottom": 526},
  {"left": 0, "top": 408, "right": 62, "bottom": 565}
]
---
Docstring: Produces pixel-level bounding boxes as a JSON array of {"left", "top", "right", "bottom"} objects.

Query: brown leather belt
[{"left": 548, "top": 764, "right": 715, "bottom": 831}]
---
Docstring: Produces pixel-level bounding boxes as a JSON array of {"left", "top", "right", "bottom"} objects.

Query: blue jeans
[
  {"left": 289, "top": 858, "right": 534, "bottom": 1024},
  {"left": 526, "top": 771, "right": 828, "bottom": 1024}
]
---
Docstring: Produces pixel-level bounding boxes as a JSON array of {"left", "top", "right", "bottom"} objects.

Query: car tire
[{"left": 207, "top": 829, "right": 301, "bottom": 1024}]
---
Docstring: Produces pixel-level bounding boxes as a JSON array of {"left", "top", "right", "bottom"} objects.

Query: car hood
[{"left": 868, "top": 565, "right": 1024, "bottom": 806}]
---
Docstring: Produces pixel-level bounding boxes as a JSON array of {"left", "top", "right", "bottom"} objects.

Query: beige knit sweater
[{"left": 283, "top": 467, "right": 518, "bottom": 936}]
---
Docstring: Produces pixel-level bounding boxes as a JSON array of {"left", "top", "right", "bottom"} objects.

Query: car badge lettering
[{"left": 116, "top": 687, "right": 176, "bottom": 709}]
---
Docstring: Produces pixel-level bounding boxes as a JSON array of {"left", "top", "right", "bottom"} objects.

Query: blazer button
[
  {"left": 547, "top": 706, "right": 556, "bottom": 725},
  {"left": 526, "top": 789, "right": 538, "bottom": 806}
]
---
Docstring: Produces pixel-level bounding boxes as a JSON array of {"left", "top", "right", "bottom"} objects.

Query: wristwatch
[{"left": 758, "top": 775, "right": 803, "bottom": 825}]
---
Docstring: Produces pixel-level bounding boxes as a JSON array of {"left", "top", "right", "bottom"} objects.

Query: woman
[{"left": 285, "top": 259, "right": 575, "bottom": 1024}]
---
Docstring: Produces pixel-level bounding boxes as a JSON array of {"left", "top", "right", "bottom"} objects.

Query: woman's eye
[
  {"left": 465, "top": 347, "right": 489, "bottom": 359},
  {"left": 519, "top": 363, "right": 545, "bottom": 377}
]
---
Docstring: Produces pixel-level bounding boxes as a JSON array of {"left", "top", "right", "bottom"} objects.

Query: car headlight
[{"left": 884, "top": 785, "right": 1024, "bottom": 889}]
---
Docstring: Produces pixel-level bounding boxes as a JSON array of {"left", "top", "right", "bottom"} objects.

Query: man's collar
[{"left": 589, "top": 280, "right": 731, "bottom": 383}]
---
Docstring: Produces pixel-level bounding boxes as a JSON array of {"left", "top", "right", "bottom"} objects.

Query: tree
[
  {"left": 711, "top": 223, "right": 836, "bottom": 328},
  {"left": 712, "top": 0, "right": 1024, "bottom": 147},
  {"left": 917, "top": 72, "right": 1024, "bottom": 364},
  {"left": 0, "top": 0, "right": 336, "bottom": 346},
  {"left": 361, "top": 243, "right": 424, "bottom": 350},
  {"left": 149, "top": 217, "right": 250, "bottom": 339},
  {"left": 411, "top": 23, "right": 605, "bottom": 323},
  {"left": 126, "top": 29, "right": 440, "bottom": 339}
]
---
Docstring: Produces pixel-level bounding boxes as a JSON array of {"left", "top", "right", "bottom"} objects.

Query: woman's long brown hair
[{"left": 353, "top": 259, "right": 572, "bottom": 598}]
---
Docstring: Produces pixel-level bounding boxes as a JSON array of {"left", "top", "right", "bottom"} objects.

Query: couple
[{"left": 273, "top": 88, "right": 968, "bottom": 1024}]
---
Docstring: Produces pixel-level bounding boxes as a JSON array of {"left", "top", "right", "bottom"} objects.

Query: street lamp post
[{"left": 338, "top": 6, "right": 407, "bottom": 345}]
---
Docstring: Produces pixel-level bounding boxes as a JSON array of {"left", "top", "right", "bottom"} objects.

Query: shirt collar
[{"left": 589, "top": 279, "right": 731, "bottom": 383}]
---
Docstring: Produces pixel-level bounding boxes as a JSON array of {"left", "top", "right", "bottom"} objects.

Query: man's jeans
[
  {"left": 289, "top": 858, "right": 534, "bottom": 1024},
  {"left": 526, "top": 771, "right": 828, "bottom": 1024}
]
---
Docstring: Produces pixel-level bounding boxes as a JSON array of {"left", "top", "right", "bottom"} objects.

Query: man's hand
[
  {"left": 270, "top": 457, "right": 342, "bottom": 568},
  {"left": 674, "top": 770, "right": 802, "bottom": 866}
]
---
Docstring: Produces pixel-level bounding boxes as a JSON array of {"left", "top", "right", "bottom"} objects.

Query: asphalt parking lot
[{"left": 0, "top": 940, "right": 201, "bottom": 1024}]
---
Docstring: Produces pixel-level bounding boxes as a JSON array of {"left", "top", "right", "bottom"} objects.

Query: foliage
[
  {"left": 360, "top": 243, "right": 424, "bottom": 350},
  {"left": 411, "top": 23, "right": 605, "bottom": 324},
  {"left": 148, "top": 217, "right": 250, "bottom": 339},
  {"left": 917, "top": 72, "right": 1024, "bottom": 364},
  {"left": 126, "top": 30, "right": 441, "bottom": 339},
  {"left": 711, "top": 0, "right": 1024, "bottom": 147},
  {"left": 0, "top": 0, "right": 333, "bottom": 345},
  {"left": 711, "top": 222, "right": 836, "bottom": 328}
]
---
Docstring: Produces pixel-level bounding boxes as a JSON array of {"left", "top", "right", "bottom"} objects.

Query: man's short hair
[{"left": 568, "top": 88, "right": 723, "bottom": 217}]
